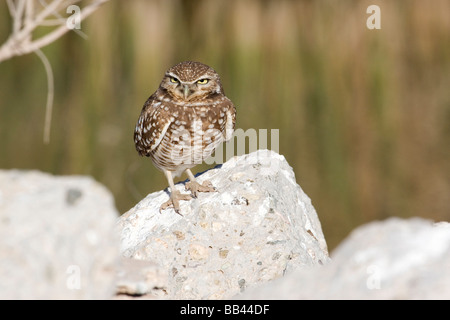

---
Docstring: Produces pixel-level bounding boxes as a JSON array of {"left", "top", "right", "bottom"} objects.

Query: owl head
[{"left": 159, "top": 61, "right": 224, "bottom": 102}]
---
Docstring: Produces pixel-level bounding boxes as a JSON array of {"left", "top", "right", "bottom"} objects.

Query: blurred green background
[{"left": 1, "top": 0, "right": 449, "bottom": 250}]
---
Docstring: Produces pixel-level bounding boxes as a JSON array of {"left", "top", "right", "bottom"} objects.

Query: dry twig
[{"left": 0, "top": 0, "right": 109, "bottom": 143}]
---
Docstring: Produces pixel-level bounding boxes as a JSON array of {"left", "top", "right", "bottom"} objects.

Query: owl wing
[
  {"left": 134, "top": 95, "right": 172, "bottom": 157},
  {"left": 221, "top": 99, "right": 236, "bottom": 142},
  {"left": 201, "top": 98, "right": 236, "bottom": 145}
]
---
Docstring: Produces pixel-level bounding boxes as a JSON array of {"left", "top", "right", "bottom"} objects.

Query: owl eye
[
  {"left": 197, "top": 78, "right": 209, "bottom": 84},
  {"left": 170, "top": 77, "right": 179, "bottom": 83}
]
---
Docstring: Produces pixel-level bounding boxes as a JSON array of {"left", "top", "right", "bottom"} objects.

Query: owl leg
[
  {"left": 160, "top": 170, "right": 192, "bottom": 215},
  {"left": 185, "top": 169, "right": 217, "bottom": 198}
]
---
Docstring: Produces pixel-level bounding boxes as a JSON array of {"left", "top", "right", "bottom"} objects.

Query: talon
[
  {"left": 203, "top": 180, "right": 217, "bottom": 192},
  {"left": 185, "top": 180, "right": 216, "bottom": 198},
  {"left": 159, "top": 190, "right": 191, "bottom": 215}
]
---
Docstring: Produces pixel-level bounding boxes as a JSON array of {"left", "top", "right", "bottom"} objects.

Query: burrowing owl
[{"left": 134, "top": 61, "right": 236, "bottom": 214}]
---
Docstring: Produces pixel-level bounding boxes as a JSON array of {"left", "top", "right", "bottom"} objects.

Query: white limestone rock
[
  {"left": 237, "top": 217, "right": 450, "bottom": 299},
  {"left": 115, "top": 257, "right": 168, "bottom": 299},
  {"left": 117, "top": 150, "right": 329, "bottom": 299},
  {"left": 0, "top": 170, "right": 119, "bottom": 299}
]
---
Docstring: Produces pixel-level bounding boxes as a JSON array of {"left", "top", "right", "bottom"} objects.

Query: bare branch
[
  {"left": 34, "top": 48, "right": 54, "bottom": 145},
  {"left": 39, "top": 18, "right": 67, "bottom": 26},
  {"left": 6, "top": 0, "right": 16, "bottom": 16},
  {"left": 25, "top": 0, "right": 34, "bottom": 26},
  {"left": 13, "top": 0, "right": 26, "bottom": 34},
  {"left": 0, "top": 0, "right": 110, "bottom": 144},
  {"left": 27, "top": 2, "right": 105, "bottom": 52},
  {"left": 0, "top": 0, "right": 109, "bottom": 63}
]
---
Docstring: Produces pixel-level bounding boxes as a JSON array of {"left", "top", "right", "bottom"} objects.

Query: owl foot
[
  {"left": 160, "top": 190, "right": 192, "bottom": 215},
  {"left": 185, "top": 180, "right": 217, "bottom": 198}
]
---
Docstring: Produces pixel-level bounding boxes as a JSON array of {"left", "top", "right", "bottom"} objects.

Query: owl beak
[{"left": 183, "top": 85, "right": 190, "bottom": 99}]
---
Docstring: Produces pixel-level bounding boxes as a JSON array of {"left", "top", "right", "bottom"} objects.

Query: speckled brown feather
[{"left": 134, "top": 61, "right": 236, "bottom": 178}]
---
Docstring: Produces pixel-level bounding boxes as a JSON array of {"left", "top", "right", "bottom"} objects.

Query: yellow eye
[
  {"left": 197, "top": 79, "right": 209, "bottom": 84},
  {"left": 170, "top": 77, "right": 179, "bottom": 83}
]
